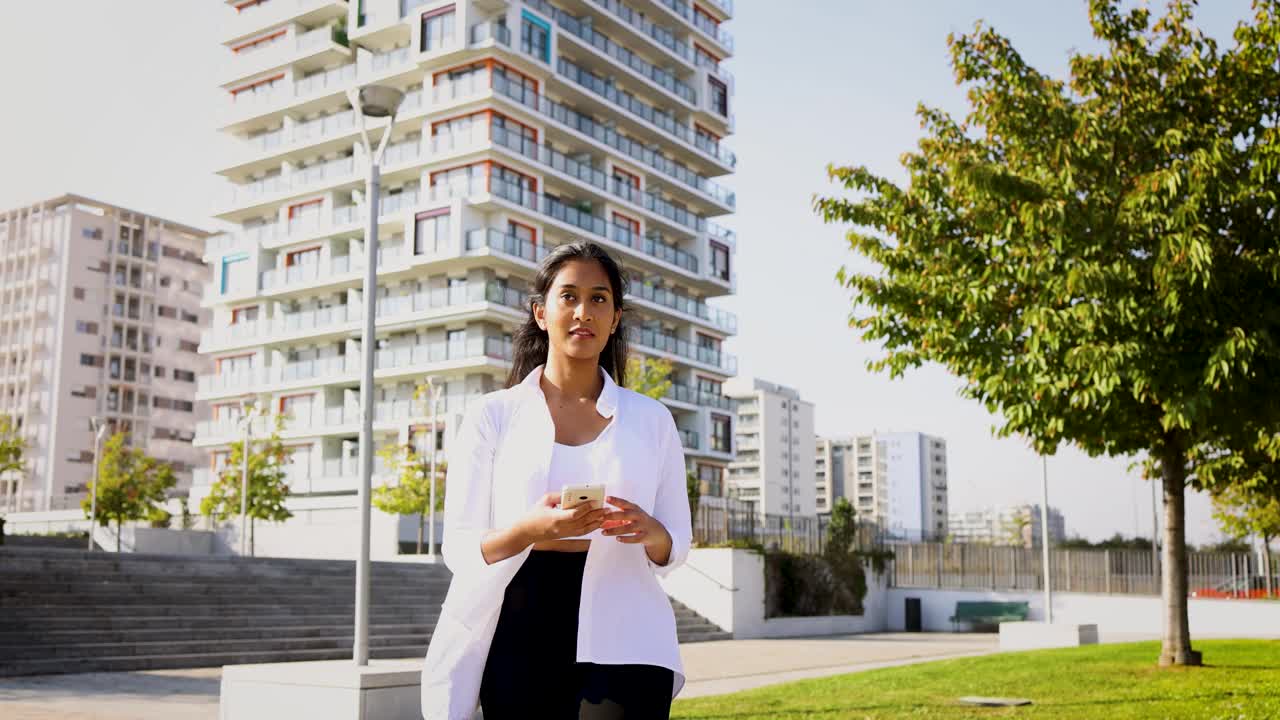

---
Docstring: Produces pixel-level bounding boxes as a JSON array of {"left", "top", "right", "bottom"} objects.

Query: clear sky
[{"left": 0, "top": 1, "right": 1257, "bottom": 543}]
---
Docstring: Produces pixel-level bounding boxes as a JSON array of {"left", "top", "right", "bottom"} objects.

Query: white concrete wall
[
  {"left": 659, "top": 548, "right": 890, "bottom": 638},
  {"left": 884, "top": 587, "right": 1280, "bottom": 638}
]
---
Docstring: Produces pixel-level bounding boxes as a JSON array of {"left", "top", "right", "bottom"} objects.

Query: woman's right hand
[{"left": 518, "top": 492, "right": 608, "bottom": 544}]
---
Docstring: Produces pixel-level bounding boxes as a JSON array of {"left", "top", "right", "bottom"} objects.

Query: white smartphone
[{"left": 560, "top": 484, "right": 605, "bottom": 510}]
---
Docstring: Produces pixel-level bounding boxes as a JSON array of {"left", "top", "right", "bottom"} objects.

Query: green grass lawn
[{"left": 672, "top": 640, "right": 1280, "bottom": 719}]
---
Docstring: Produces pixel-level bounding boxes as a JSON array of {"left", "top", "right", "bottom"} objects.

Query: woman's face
[{"left": 535, "top": 259, "right": 622, "bottom": 362}]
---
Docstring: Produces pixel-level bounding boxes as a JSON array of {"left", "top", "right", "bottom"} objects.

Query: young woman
[{"left": 421, "top": 240, "right": 693, "bottom": 720}]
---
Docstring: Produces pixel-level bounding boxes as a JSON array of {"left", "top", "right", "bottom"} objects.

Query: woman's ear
[{"left": 533, "top": 301, "right": 546, "bottom": 331}]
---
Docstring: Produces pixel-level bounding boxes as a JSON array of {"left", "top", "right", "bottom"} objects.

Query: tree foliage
[
  {"left": 0, "top": 414, "right": 25, "bottom": 478},
  {"left": 80, "top": 432, "right": 176, "bottom": 551},
  {"left": 374, "top": 441, "right": 446, "bottom": 554},
  {"left": 626, "top": 356, "right": 673, "bottom": 401},
  {"left": 814, "top": 0, "right": 1280, "bottom": 666},
  {"left": 199, "top": 413, "right": 292, "bottom": 556}
]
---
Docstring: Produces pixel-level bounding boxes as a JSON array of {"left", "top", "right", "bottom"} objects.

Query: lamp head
[{"left": 358, "top": 85, "right": 404, "bottom": 118}]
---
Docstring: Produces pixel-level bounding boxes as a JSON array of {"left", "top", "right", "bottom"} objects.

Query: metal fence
[
  {"left": 691, "top": 504, "right": 886, "bottom": 556},
  {"left": 889, "top": 542, "right": 1278, "bottom": 598}
]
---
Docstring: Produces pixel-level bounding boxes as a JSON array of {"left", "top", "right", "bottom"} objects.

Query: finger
[
  {"left": 601, "top": 521, "right": 636, "bottom": 536},
  {"left": 540, "top": 492, "right": 562, "bottom": 508},
  {"left": 606, "top": 496, "right": 637, "bottom": 510},
  {"left": 603, "top": 509, "right": 643, "bottom": 522},
  {"left": 614, "top": 530, "right": 649, "bottom": 544}
]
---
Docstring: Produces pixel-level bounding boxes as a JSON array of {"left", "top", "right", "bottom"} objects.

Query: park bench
[{"left": 949, "top": 601, "right": 1029, "bottom": 631}]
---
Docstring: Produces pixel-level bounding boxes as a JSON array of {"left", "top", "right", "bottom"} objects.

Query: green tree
[
  {"left": 686, "top": 471, "right": 702, "bottom": 522},
  {"left": 824, "top": 497, "right": 858, "bottom": 557},
  {"left": 1212, "top": 483, "right": 1280, "bottom": 596},
  {"left": 80, "top": 432, "right": 176, "bottom": 551},
  {"left": 815, "top": 1, "right": 1280, "bottom": 666},
  {"left": 626, "top": 356, "right": 673, "bottom": 400},
  {"left": 0, "top": 414, "right": 25, "bottom": 478},
  {"left": 374, "top": 441, "right": 446, "bottom": 555},
  {"left": 199, "top": 414, "right": 292, "bottom": 556}
]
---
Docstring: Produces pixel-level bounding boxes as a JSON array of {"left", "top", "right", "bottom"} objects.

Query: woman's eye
[{"left": 561, "top": 293, "right": 575, "bottom": 302}]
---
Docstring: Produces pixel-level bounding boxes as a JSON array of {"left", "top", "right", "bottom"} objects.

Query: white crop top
[{"left": 548, "top": 424, "right": 613, "bottom": 540}]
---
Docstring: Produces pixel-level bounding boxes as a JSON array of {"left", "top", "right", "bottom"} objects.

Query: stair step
[
  {"left": 0, "top": 632, "right": 433, "bottom": 660},
  {"left": 0, "top": 645, "right": 431, "bottom": 677},
  {"left": 0, "top": 621, "right": 436, "bottom": 646}
]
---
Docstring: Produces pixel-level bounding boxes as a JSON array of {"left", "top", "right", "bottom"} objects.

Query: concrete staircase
[{"left": 0, "top": 547, "right": 728, "bottom": 677}]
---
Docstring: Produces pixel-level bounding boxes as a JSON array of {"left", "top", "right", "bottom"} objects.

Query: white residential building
[
  {"left": 815, "top": 432, "right": 948, "bottom": 541},
  {"left": 949, "top": 504, "right": 1067, "bottom": 547},
  {"left": 726, "top": 378, "right": 815, "bottom": 519},
  {"left": 0, "top": 194, "right": 212, "bottom": 512},
  {"left": 194, "top": 0, "right": 738, "bottom": 556}
]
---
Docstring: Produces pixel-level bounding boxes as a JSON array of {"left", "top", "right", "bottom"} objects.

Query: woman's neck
[{"left": 541, "top": 354, "right": 602, "bottom": 404}]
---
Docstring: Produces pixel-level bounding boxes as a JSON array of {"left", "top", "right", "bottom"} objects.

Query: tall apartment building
[
  {"left": 949, "top": 504, "right": 1066, "bottom": 547},
  {"left": 815, "top": 432, "right": 949, "bottom": 541},
  {"left": 726, "top": 378, "right": 815, "bottom": 519},
  {"left": 0, "top": 194, "right": 211, "bottom": 512},
  {"left": 194, "top": 0, "right": 738, "bottom": 545}
]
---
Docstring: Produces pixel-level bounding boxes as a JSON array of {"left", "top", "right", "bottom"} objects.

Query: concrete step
[
  {"left": 0, "top": 570, "right": 447, "bottom": 588},
  {"left": 0, "top": 586, "right": 446, "bottom": 604},
  {"left": 0, "top": 601, "right": 442, "bottom": 623},
  {"left": 0, "top": 621, "right": 436, "bottom": 647},
  {"left": 0, "top": 644, "right": 431, "bottom": 677},
  {"left": 2, "top": 610, "right": 434, "bottom": 632},
  {"left": 0, "top": 631, "right": 433, "bottom": 661}
]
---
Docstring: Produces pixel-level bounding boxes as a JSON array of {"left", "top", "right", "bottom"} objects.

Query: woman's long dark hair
[{"left": 506, "top": 240, "right": 630, "bottom": 389}]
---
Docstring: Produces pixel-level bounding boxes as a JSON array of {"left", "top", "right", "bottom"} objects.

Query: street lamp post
[
  {"left": 1041, "top": 455, "right": 1053, "bottom": 624},
  {"left": 239, "top": 400, "right": 254, "bottom": 557},
  {"left": 86, "top": 417, "right": 108, "bottom": 551},
  {"left": 426, "top": 376, "right": 440, "bottom": 561},
  {"left": 349, "top": 83, "right": 405, "bottom": 668}
]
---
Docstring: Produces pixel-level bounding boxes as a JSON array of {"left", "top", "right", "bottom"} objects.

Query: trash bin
[{"left": 905, "top": 597, "right": 922, "bottom": 632}]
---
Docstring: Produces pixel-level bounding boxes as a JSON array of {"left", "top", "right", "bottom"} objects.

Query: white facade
[
  {"left": 195, "top": 0, "right": 738, "bottom": 540},
  {"left": 0, "top": 194, "right": 212, "bottom": 512},
  {"left": 815, "top": 432, "right": 948, "bottom": 541},
  {"left": 949, "top": 504, "right": 1067, "bottom": 547},
  {"left": 725, "top": 378, "right": 815, "bottom": 519}
]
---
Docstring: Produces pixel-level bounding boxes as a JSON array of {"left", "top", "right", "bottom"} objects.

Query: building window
[
  {"left": 708, "top": 77, "right": 728, "bottom": 117},
  {"left": 611, "top": 213, "right": 640, "bottom": 247},
  {"left": 421, "top": 5, "right": 456, "bottom": 52},
  {"left": 711, "top": 414, "right": 731, "bottom": 453},
  {"left": 81, "top": 227, "right": 103, "bottom": 240},
  {"left": 80, "top": 354, "right": 103, "bottom": 368},
  {"left": 181, "top": 311, "right": 199, "bottom": 324},
  {"left": 220, "top": 253, "right": 249, "bottom": 294},
  {"left": 179, "top": 339, "right": 200, "bottom": 353},
  {"left": 710, "top": 240, "right": 730, "bottom": 282},
  {"left": 157, "top": 305, "right": 177, "bottom": 319},
  {"left": 414, "top": 208, "right": 451, "bottom": 255},
  {"left": 230, "top": 306, "right": 259, "bottom": 325},
  {"left": 507, "top": 220, "right": 536, "bottom": 248},
  {"left": 173, "top": 369, "right": 196, "bottom": 383},
  {"left": 285, "top": 246, "right": 320, "bottom": 267},
  {"left": 520, "top": 10, "right": 551, "bottom": 63},
  {"left": 75, "top": 321, "right": 99, "bottom": 335},
  {"left": 73, "top": 286, "right": 87, "bottom": 300}
]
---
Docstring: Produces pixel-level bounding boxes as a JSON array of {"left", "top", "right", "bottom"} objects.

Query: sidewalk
[{"left": 0, "top": 632, "right": 1130, "bottom": 719}]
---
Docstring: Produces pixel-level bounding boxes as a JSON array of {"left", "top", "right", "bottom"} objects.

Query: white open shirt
[{"left": 421, "top": 364, "right": 693, "bottom": 720}]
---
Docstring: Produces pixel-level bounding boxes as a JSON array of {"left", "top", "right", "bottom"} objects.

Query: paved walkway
[{"left": 0, "top": 632, "right": 1142, "bottom": 719}]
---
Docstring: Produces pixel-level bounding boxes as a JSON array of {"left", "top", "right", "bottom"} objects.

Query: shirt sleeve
[
  {"left": 440, "top": 397, "right": 501, "bottom": 578},
  {"left": 647, "top": 411, "right": 692, "bottom": 577}
]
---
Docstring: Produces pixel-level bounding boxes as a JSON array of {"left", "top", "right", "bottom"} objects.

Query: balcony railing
[
  {"left": 469, "top": 21, "right": 512, "bottom": 46},
  {"left": 465, "top": 228, "right": 551, "bottom": 264},
  {"left": 664, "top": 382, "right": 733, "bottom": 410},
  {"left": 556, "top": 58, "right": 737, "bottom": 167},
  {"left": 653, "top": 0, "right": 734, "bottom": 50},
  {"left": 491, "top": 127, "right": 711, "bottom": 234},
  {"left": 632, "top": 282, "right": 736, "bottom": 333},
  {"left": 679, "top": 428, "right": 700, "bottom": 450},
  {"left": 373, "top": 335, "right": 513, "bottom": 371},
  {"left": 492, "top": 74, "right": 734, "bottom": 205},
  {"left": 527, "top": 0, "right": 696, "bottom": 104},
  {"left": 589, "top": 0, "right": 694, "bottom": 66},
  {"left": 626, "top": 326, "right": 736, "bottom": 373}
]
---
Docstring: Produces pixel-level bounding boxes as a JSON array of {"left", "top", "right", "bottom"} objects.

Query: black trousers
[{"left": 479, "top": 550, "right": 674, "bottom": 719}]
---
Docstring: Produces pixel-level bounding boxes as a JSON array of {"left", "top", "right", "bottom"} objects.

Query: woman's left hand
[{"left": 602, "top": 496, "right": 672, "bottom": 553}]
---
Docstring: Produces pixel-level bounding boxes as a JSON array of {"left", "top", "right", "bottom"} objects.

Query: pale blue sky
[{"left": 0, "top": 1, "right": 1257, "bottom": 543}]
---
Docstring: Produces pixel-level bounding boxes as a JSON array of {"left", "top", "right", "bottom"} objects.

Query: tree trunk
[
  {"left": 1158, "top": 441, "right": 1201, "bottom": 666},
  {"left": 417, "top": 512, "right": 425, "bottom": 555},
  {"left": 250, "top": 516, "right": 256, "bottom": 557},
  {"left": 116, "top": 518, "right": 122, "bottom": 553}
]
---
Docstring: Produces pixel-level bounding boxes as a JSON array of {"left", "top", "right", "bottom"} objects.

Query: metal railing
[{"left": 889, "top": 542, "right": 1280, "bottom": 598}]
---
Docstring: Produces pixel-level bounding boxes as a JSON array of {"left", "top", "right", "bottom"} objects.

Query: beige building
[
  {"left": 816, "top": 432, "right": 949, "bottom": 541},
  {"left": 949, "top": 504, "right": 1066, "bottom": 547},
  {"left": 193, "top": 0, "right": 737, "bottom": 545},
  {"left": 726, "top": 378, "right": 815, "bottom": 519},
  {"left": 0, "top": 194, "right": 211, "bottom": 512}
]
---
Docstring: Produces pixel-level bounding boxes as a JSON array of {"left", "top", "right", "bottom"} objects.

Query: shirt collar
[{"left": 520, "top": 363, "right": 619, "bottom": 419}]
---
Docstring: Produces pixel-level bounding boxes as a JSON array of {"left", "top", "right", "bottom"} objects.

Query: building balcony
[
  {"left": 650, "top": 0, "right": 734, "bottom": 52},
  {"left": 223, "top": 24, "right": 352, "bottom": 88},
  {"left": 662, "top": 382, "right": 732, "bottom": 411},
  {"left": 625, "top": 325, "right": 735, "bottom": 374},
  {"left": 588, "top": 0, "right": 700, "bottom": 71},
  {"left": 491, "top": 73, "right": 734, "bottom": 209},
  {"left": 555, "top": 57, "right": 736, "bottom": 169},
  {"left": 223, "top": 0, "right": 349, "bottom": 47},
  {"left": 196, "top": 335, "right": 513, "bottom": 399},
  {"left": 631, "top": 281, "right": 735, "bottom": 334},
  {"left": 527, "top": 0, "right": 697, "bottom": 107}
]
